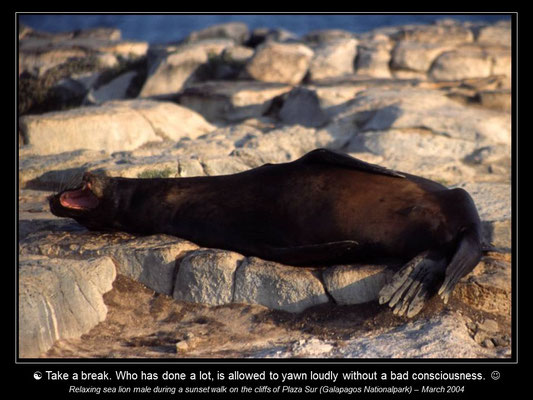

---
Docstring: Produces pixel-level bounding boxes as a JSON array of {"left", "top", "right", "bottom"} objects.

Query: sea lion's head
[{"left": 49, "top": 172, "right": 116, "bottom": 230}]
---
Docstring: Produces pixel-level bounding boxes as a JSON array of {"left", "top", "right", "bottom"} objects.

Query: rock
[
  {"left": 277, "top": 87, "right": 329, "bottom": 127},
  {"left": 222, "top": 45, "right": 254, "bottom": 63},
  {"left": 290, "top": 338, "right": 335, "bottom": 358},
  {"left": 476, "top": 90, "right": 511, "bottom": 112},
  {"left": 178, "top": 158, "right": 206, "bottom": 177},
  {"left": 488, "top": 47, "right": 512, "bottom": 85},
  {"left": 200, "top": 156, "right": 250, "bottom": 176},
  {"left": 331, "top": 88, "right": 511, "bottom": 145},
  {"left": 117, "top": 99, "right": 215, "bottom": 141},
  {"left": 52, "top": 71, "right": 102, "bottom": 106},
  {"left": 85, "top": 71, "right": 137, "bottom": 104},
  {"left": 241, "top": 125, "right": 334, "bottom": 161},
  {"left": 395, "top": 21, "right": 474, "bottom": 44},
  {"left": 20, "top": 231, "right": 198, "bottom": 296},
  {"left": 19, "top": 102, "right": 155, "bottom": 155},
  {"left": 245, "top": 42, "right": 314, "bottom": 85},
  {"left": 346, "top": 128, "right": 478, "bottom": 162},
  {"left": 308, "top": 38, "right": 358, "bottom": 81},
  {"left": 429, "top": 46, "right": 492, "bottom": 81},
  {"left": 177, "top": 80, "right": 292, "bottom": 123},
  {"left": 322, "top": 264, "right": 393, "bottom": 305},
  {"left": 72, "top": 27, "right": 122, "bottom": 41},
  {"left": 19, "top": 255, "right": 116, "bottom": 357},
  {"left": 19, "top": 149, "right": 109, "bottom": 189},
  {"left": 184, "top": 22, "right": 249, "bottom": 44},
  {"left": 122, "top": 237, "right": 199, "bottom": 295},
  {"left": 456, "top": 254, "right": 511, "bottom": 315},
  {"left": 308, "top": 75, "right": 419, "bottom": 109},
  {"left": 336, "top": 312, "right": 501, "bottom": 358},
  {"left": 19, "top": 99, "right": 215, "bottom": 155},
  {"left": 234, "top": 257, "right": 330, "bottom": 313},
  {"left": 303, "top": 29, "right": 355, "bottom": 45},
  {"left": 259, "top": 312, "right": 507, "bottom": 358},
  {"left": 92, "top": 155, "right": 179, "bottom": 179},
  {"left": 203, "top": 46, "right": 254, "bottom": 80},
  {"left": 355, "top": 36, "right": 393, "bottom": 78},
  {"left": 478, "top": 319, "right": 499, "bottom": 333},
  {"left": 391, "top": 41, "right": 452, "bottom": 73},
  {"left": 245, "top": 27, "right": 298, "bottom": 47},
  {"left": 139, "top": 39, "right": 234, "bottom": 97},
  {"left": 476, "top": 21, "right": 511, "bottom": 47},
  {"left": 173, "top": 249, "right": 244, "bottom": 305},
  {"left": 19, "top": 34, "right": 147, "bottom": 77}
]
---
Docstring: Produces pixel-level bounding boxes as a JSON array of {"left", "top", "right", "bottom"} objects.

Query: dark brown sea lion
[{"left": 49, "top": 149, "right": 482, "bottom": 317}]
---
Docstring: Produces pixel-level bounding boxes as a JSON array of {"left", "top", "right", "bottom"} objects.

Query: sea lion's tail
[{"left": 438, "top": 226, "right": 482, "bottom": 303}]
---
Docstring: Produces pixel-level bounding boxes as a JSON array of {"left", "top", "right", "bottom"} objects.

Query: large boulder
[
  {"left": 234, "top": 257, "right": 330, "bottom": 313},
  {"left": 19, "top": 255, "right": 116, "bottom": 357},
  {"left": 173, "top": 249, "right": 244, "bottom": 305},
  {"left": 354, "top": 35, "right": 393, "bottom": 78},
  {"left": 391, "top": 41, "right": 453, "bottom": 73},
  {"left": 19, "top": 99, "right": 215, "bottom": 155},
  {"left": 308, "top": 38, "right": 358, "bottom": 81},
  {"left": 322, "top": 264, "right": 393, "bottom": 305},
  {"left": 245, "top": 42, "right": 314, "bottom": 85},
  {"left": 429, "top": 47, "right": 493, "bottom": 81},
  {"left": 139, "top": 40, "right": 234, "bottom": 97}
]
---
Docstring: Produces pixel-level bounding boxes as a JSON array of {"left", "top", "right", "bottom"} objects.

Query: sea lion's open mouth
[{"left": 59, "top": 182, "right": 99, "bottom": 210}]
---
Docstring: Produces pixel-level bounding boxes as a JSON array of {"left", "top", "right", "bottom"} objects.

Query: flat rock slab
[
  {"left": 19, "top": 230, "right": 199, "bottom": 296},
  {"left": 177, "top": 80, "right": 292, "bottom": 123},
  {"left": 19, "top": 255, "right": 116, "bottom": 357},
  {"left": 19, "top": 99, "right": 214, "bottom": 155},
  {"left": 331, "top": 87, "right": 510, "bottom": 145}
]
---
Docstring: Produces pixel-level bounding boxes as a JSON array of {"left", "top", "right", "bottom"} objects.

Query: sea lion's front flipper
[
  {"left": 301, "top": 148, "right": 405, "bottom": 178},
  {"left": 379, "top": 250, "right": 447, "bottom": 318},
  {"left": 438, "top": 227, "right": 482, "bottom": 304},
  {"left": 266, "top": 240, "right": 359, "bottom": 265}
]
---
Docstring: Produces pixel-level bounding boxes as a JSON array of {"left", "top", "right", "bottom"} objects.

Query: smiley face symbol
[
  {"left": 33, "top": 371, "right": 42, "bottom": 380},
  {"left": 491, "top": 371, "right": 500, "bottom": 380}
]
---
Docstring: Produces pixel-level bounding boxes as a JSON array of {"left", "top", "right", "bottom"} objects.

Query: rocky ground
[{"left": 18, "top": 19, "right": 512, "bottom": 359}]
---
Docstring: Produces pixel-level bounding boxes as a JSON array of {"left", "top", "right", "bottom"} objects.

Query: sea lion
[{"left": 49, "top": 149, "right": 482, "bottom": 317}]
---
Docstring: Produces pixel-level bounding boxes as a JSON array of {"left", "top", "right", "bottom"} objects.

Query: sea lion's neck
[{"left": 106, "top": 176, "right": 221, "bottom": 235}]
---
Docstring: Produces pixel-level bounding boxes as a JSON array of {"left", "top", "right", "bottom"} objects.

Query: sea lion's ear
[{"left": 299, "top": 148, "right": 405, "bottom": 178}]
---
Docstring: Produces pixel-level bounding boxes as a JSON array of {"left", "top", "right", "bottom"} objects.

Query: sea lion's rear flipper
[
  {"left": 266, "top": 240, "right": 359, "bottom": 265},
  {"left": 438, "top": 227, "right": 482, "bottom": 303},
  {"left": 378, "top": 250, "right": 447, "bottom": 318},
  {"left": 301, "top": 148, "right": 405, "bottom": 178}
]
